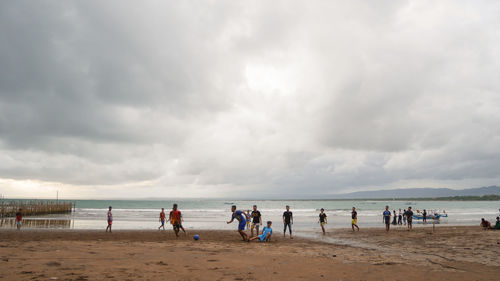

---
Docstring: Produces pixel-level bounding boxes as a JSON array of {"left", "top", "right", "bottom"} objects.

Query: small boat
[{"left": 412, "top": 213, "right": 447, "bottom": 220}]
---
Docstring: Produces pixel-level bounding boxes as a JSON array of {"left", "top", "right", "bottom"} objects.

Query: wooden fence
[{"left": 0, "top": 200, "right": 75, "bottom": 217}]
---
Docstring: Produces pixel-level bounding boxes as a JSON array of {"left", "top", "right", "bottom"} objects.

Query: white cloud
[{"left": 1, "top": 0, "right": 499, "bottom": 198}]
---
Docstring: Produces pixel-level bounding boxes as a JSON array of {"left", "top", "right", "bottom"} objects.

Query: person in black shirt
[
  {"left": 318, "top": 208, "right": 327, "bottom": 235},
  {"left": 250, "top": 205, "right": 262, "bottom": 237},
  {"left": 422, "top": 209, "right": 427, "bottom": 224},
  {"left": 283, "top": 205, "right": 293, "bottom": 239},
  {"left": 351, "top": 207, "right": 359, "bottom": 231},
  {"left": 405, "top": 207, "right": 414, "bottom": 230}
]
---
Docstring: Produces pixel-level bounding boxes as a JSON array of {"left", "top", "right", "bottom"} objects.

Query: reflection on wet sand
[{"left": 0, "top": 218, "right": 72, "bottom": 229}]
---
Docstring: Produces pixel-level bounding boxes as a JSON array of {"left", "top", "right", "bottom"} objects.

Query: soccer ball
[{"left": 193, "top": 234, "right": 200, "bottom": 240}]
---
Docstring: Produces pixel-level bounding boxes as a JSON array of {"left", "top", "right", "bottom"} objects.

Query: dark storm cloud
[{"left": 1, "top": 0, "right": 500, "bottom": 198}]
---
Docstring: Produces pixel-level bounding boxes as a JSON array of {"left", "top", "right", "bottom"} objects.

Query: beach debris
[
  {"left": 49, "top": 277, "right": 59, "bottom": 280},
  {"left": 46, "top": 261, "right": 61, "bottom": 267},
  {"left": 332, "top": 254, "right": 337, "bottom": 257}
]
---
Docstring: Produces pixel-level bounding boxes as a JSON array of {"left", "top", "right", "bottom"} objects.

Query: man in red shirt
[
  {"left": 168, "top": 204, "right": 186, "bottom": 237},
  {"left": 15, "top": 208, "right": 23, "bottom": 230}
]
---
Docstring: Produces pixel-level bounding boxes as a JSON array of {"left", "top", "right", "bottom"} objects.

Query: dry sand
[{"left": 0, "top": 226, "right": 498, "bottom": 280}]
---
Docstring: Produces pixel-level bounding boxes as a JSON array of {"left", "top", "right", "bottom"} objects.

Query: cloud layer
[{"left": 1, "top": 0, "right": 500, "bottom": 198}]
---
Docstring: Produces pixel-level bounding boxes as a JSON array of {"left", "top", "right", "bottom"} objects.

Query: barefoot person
[
  {"left": 319, "top": 208, "right": 327, "bottom": 235},
  {"left": 168, "top": 204, "right": 186, "bottom": 237},
  {"left": 351, "top": 207, "right": 359, "bottom": 231},
  {"left": 283, "top": 205, "right": 293, "bottom": 239},
  {"left": 383, "top": 206, "right": 391, "bottom": 232},
  {"left": 251, "top": 205, "right": 262, "bottom": 237},
  {"left": 405, "top": 207, "right": 414, "bottom": 230},
  {"left": 227, "top": 205, "right": 249, "bottom": 241},
  {"left": 249, "top": 221, "right": 273, "bottom": 242},
  {"left": 106, "top": 206, "right": 113, "bottom": 233},
  {"left": 15, "top": 208, "right": 23, "bottom": 230},
  {"left": 158, "top": 208, "right": 166, "bottom": 230}
]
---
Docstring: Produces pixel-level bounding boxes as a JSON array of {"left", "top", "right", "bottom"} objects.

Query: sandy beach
[{"left": 0, "top": 226, "right": 498, "bottom": 281}]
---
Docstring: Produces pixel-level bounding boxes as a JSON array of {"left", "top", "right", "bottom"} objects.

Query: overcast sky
[{"left": 1, "top": 1, "right": 499, "bottom": 199}]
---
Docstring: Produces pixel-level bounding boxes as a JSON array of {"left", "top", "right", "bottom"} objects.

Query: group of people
[
  {"left": 480, "top": 217, "right": 500, "bottom": 230},
  {"left": 105, "top": 204, "right": 187, "bottom": 236},
  {"left": 382, "top": 206, "right": 415, "bottom": 231}
]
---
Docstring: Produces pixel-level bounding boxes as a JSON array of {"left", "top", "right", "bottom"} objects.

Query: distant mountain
[{"left": 333, "top": 186, "right": 500, "bottom": 199}]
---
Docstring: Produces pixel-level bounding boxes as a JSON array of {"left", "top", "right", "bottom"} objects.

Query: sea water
[{"left": 1, "top": 199, "right": 499, "bottom": 231}]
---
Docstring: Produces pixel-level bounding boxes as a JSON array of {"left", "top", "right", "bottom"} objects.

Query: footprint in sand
[{"left": 46, "top": 261, "right": 61, "bottom": 267}]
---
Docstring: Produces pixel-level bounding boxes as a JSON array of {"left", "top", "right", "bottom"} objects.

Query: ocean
[{"left": 1, "top": 199, "right": 499, "bottom": 231}]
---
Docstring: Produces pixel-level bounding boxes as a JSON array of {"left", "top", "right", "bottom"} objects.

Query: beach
[{"left": 0, "top": 226, "right": 498, "bottom": 281}]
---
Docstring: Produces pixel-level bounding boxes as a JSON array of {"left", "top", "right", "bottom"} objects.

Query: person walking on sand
[
  {"left": 383, "top": 206, "right": 391, "bottom": 232},
  {"left": 106, "top": 206, "right": 113, "bottom": 233},
  {"left": 351, "top": 207, "right": 359, "bottom": 231},
  {"left": 227, "top": 205, "right": 249, "bottom": 241},
  {"left": 159, "top": 208, "right": 166, "bottom": 230},
  {"left": 15, "top": 208, "right": 23, "bottom": 230},
  {"left": 422, "top": 209, "right": 427, "bottom": 224},
  {"left": 283, "top": 205, "right": 293, "bottom": 239},
  {"left": 319, "top": 208, "right": 327, "bottom": 235},
  {"left": 168, "top": 204, "right": 186, "bottom": 237},
  {"left": 251, "top": 205, "right": 262, "bottom": 237},
  {"left": 405, "top": 207, "right": 414, "bottom": 230}
]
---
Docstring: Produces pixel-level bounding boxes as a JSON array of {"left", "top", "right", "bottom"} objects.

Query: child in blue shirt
[{"left": 249, "top": 221, "right": 273, "bottom": 242}]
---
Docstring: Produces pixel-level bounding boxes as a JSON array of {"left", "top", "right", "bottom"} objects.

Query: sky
[{"left": 1, "top": 0, "right": 500, "bottom": 199}]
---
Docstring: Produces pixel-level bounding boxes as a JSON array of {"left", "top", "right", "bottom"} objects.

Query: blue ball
[{"left": 193, "top": 234, "right": 200, "bottom": 240}]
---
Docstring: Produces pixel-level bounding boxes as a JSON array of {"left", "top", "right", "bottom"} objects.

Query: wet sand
[{"left": 0, "top": 226, "right": 498, "bottom": 280}]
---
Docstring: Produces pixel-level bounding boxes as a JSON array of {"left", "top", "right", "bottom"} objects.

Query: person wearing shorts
[
  {"left": 15, "top": 208, "right": 23, "bottom": 230},
  {"left": 283, "top": 205, "right": 293, "bottom": 239},
  {"left": 106, "top": 206, "right": 113, "bottom": 233},
  {"left": 159, "top": 208, "right": 166, "bottom": 230},
  {"left": 169, "top": 204, "right": 186, "bottom": 237},
  {"left": 351, "top": 207, "right": 359, "bottom": 231},
  {"left": 249, "top": 221, "right": 273, "bottom": 242},
  {"left": 251, "top": 205, "right": 262, "bottom": 237},
  {"left": 383, "top": 206, "right": 391, "bottom": 232},
  {"left": 319, "top": 208, "right": 327, "bottom": 235},
  {"left": 227, "top": 205, "right": 249, "bottom": 241},
  {"left": 405, "top": 207, "right": 413, "bottom": 230}
]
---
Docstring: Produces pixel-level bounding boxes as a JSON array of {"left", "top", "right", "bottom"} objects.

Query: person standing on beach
[
  {"left": 15, "top": 208, "right": 23, "bottom": 230},
  {"left": 351, "top": 207, "right": 359, "bottom": 231},
  {"left": 168, "top": 204, "right": 186, "bottom": 237},
  {"left": 246, "top": 210, "right": 251, "bottom": 230},
  {"left": 403, "top": 209, "right": 407, "bottom": 225},
  {"left": 159, "top": 208, "right": 166, "bottom": 230},
  {"left": 392, "top": 210, "right": 397, "bottom": 225},
  {"left": 283, "top": 205, "right": 293, "bottom": 239},
  {"left": 398, "top": 209, "right": 402, "bottom": 225},
  {"left": 422, "top": 209, "right": 427, "bottom": 224},
  {"left": 251, "top": 205, "right": 262, "bottom": 237},
  {"left": 383, "top": 206, "right": 391, "bottom": 232},
  {"left": 106, "top": 206, "right": 113, "bottom": 233},
  {"left": 227, "top": 205, "right": 249, "bottom": 241},
  {"left": 405, "top": 207, "right": 413, "bottom": 230},
  {"left": 319, "top": 208, "right": 327, "bottom": 235}
]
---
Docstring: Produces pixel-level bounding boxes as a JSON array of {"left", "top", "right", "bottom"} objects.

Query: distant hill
[{"left": 333, "top": 186, "right": 500, "bottom": 199}]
